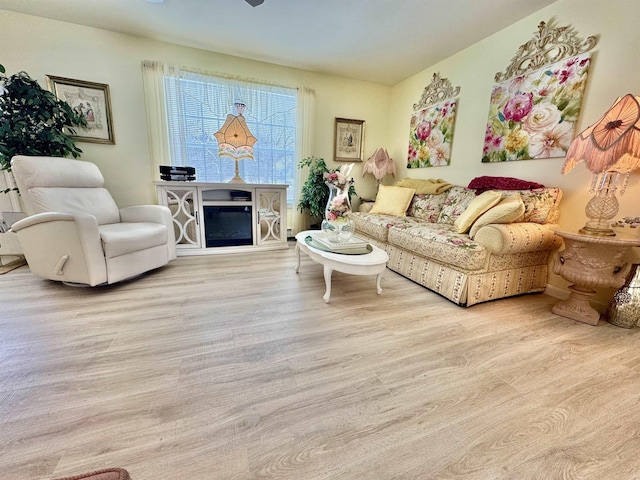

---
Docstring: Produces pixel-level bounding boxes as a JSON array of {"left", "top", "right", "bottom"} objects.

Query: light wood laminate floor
[{"left": 2, "top": 244, "right": 640, "bottom": 479}]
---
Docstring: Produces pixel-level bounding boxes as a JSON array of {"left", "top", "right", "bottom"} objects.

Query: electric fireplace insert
[{"left": 203, "top": 205, "right": 253, "bottom": 247}]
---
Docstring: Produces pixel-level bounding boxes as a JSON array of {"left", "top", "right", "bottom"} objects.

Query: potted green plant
[
  {"left": 0, "top": 64, "right": 86, "bottom": 178},
  {"left": 297, "top": 156, "right": 356, "bottom": 226}
]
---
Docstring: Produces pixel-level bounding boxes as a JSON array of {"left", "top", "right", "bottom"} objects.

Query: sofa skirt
[{"left": 385, "top": 244, "right": 548, "bottom": 306}]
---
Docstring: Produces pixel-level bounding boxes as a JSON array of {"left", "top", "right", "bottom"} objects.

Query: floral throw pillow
[
  {"left": 512, "top": 188, "right": 562, "bottom": 223},
  {"left": 437, "top": 186, "right": 477, "bottom": 225},
  {"left": 408, "top": 193, "right": 447, "bottom": 222}
]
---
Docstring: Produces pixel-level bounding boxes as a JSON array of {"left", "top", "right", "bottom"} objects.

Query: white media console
[{"left": 155, "top": 181, "right": 288, "bottom": 255}]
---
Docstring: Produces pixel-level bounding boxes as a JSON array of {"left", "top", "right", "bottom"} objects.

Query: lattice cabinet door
[
  {"left": 256, "top": 187, "right": 287, "bottom": 245},
  {"left": 157, "top": 186, "right": 201, "bottom": 249}
]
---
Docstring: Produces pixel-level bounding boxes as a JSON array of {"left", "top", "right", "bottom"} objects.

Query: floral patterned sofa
[{"left": 351, "top": 179, "right": 563, "bottom": 306}]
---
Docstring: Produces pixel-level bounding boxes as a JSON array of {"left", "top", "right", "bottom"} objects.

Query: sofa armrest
[{"left": 473, "top": 223, "right": 562, "bottom": 255}]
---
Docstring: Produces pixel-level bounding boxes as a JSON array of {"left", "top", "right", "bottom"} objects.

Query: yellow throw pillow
[
  {"left": 369, "top": 185, "right": 416, "bottom": 216},
  {"left": 453, "top": 190, "right": 503, "bottom": 233},
  {"left": 469, "top": 193, "right": 526, "bottom": 238}
]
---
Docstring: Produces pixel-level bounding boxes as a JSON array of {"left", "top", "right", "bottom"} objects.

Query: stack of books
[{"left": 311, "top": 233, "right": 370, "bottom": 254}]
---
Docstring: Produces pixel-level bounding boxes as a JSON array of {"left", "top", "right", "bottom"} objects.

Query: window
[
  {"left": 163, "top": 70, "right": 297, "bottom": 202},
  {"left": 143, "top": 60, "right": 314, "bottom": 235}
]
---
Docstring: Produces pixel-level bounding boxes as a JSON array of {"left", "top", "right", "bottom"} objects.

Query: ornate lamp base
[
  {"left": 228, "top": 174, "right": 245, "bottom": 184},
  {"left": 578, "top": 172, "right": 620, "bottom": 237},
  {"left": 228, "top": 159, "right": 245, "bottom": 183}
]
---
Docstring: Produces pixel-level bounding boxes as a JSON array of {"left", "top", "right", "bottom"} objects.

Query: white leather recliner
[{"left": 10, "top": 155, "right": 177, "bottom": 286}]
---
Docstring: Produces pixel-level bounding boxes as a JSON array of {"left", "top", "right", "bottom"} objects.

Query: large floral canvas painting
[
  {"left": 408, "top": 99, "right": 457, "bottom": 168},
  {"left": 482, "top": 52, "right": 591, "bottom": 163}
]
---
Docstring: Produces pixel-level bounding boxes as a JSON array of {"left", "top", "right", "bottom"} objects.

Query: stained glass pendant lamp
[
  {"left": 214, "top": 102, "right": 257, "bottom": 183},
  {"left": 562, "top": 94, "right": 640, "bottom": 236}
]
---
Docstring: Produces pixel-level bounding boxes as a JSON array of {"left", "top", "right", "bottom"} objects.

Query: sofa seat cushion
[
  {"left": 350, "top": 211, "right": 422, "bottom": 242},
  {"left": 388, "top": 223, "right": 488, "bottom": 270},
  {"left": 99, "top": 222, "right": 168, "bottom": 258}
]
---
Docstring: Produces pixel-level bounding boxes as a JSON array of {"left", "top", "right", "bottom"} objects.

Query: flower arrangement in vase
[{"left": 322, "top": 163, "right": 355, "bottom": 242}]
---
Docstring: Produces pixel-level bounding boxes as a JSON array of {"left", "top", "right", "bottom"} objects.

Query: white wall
[
  {"left": 0, "top": 10, "right": 390, "bottom": 208},
  {"left": 390, "top": 0, "right": 640, "bottom": 230},
  {"left": 388, "top": 0, "right": 640, "bottom": 300}
]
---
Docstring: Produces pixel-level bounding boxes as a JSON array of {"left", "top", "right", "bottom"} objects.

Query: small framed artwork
[
  {"left": 334, "top": 117, "right": 365, "bottom": 162},
  {"left": 46, "top": 75, "right": 115, "bottom": 144}
]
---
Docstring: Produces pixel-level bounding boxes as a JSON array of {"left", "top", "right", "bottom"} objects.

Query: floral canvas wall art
[
  {"left": 482, "top": 52, "right": 591, "bottom": 163},
  {"left": 408, "top": 98, "right": 457, "bottom": 168}
]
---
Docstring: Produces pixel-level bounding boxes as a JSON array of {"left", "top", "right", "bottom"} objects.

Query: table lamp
[
  {"left": 214, "top": 101, "right": 257, "bottom": 183},
  {"left": 562, "top": 94, "right": 640, "bottom": 236},
  {"left": 362, "top": 147, "right": 396, "bottom": 189}
]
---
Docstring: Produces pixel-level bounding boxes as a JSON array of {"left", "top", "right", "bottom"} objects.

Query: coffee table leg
[
  {"left": 295, "top": 243, "right": 301, "bottom": 273},
  {"left": 323, "top": 265, "right": 333, "bottom": 303},
  {"left": 376, "top": 272, "right": 384, "bottom": 295}
]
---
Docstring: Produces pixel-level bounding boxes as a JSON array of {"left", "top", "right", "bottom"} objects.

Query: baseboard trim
[{"left": 544, "top": 284, "right": 568, "bottom": 300}]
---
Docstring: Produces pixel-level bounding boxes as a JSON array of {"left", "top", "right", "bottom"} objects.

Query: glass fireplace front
[{"left": 203, "top": 206, "right": 253, "bottom": 247}]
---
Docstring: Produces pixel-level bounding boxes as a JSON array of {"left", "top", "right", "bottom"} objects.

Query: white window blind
[{"left": 163, "top": 70, "right": 297, "bottom": 201}]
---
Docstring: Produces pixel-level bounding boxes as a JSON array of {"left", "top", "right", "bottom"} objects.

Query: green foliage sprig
[{"left": 0, "top": 64, "right": 87, "bottom": 172}]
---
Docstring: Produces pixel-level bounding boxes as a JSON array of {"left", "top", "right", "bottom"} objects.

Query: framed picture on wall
[
  {"left": 408, "top": 98, "right": 458, "bottom": 168},
  {"left": 334, "top": 117, "right": 365, "bottom": 162},
  {"left": 481, "top": 52, "right": 591, "bottom": 163},
  {"left": 46, "top": 75, "right": 115, "bottom": 144}
]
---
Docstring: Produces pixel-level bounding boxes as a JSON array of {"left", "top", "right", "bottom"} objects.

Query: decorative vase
[
  {"left": 606, "top": 263, "right": 640, "bottom": 328},
  {"left": 321, "top": 181, "right": 355, "bottom": 243}
]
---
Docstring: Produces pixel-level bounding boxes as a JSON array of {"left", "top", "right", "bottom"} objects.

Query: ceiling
[{"left": 0, "top": 0, "right": 558, "bottom": 86}]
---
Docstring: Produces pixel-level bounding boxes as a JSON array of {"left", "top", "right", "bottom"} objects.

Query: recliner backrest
[{"left": 11, "top": 155, "right": 121, "bottom": 225}]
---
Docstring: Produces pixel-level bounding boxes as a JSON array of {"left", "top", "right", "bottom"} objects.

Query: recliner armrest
[
  {"left": 10, "top": 211, "right": 107, "bottom": 285},
  {"left": 119, "top": 205, "right": 176, "bottom": 260},
  {"left": 119, "top": 205, "right": 172, "bottom": 224},
  {"left": 11, "top": 212, "right": 77, "bottom": 231}
]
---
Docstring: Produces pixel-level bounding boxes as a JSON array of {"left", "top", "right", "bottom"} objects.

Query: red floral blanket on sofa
[{"left": 468, "top": 176, "right": 545, "bottom": 194}]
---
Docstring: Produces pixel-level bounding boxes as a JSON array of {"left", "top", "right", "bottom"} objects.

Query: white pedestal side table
[
  {"left": 295, "top": 231, "right": 389, "bottom": 303},
  {"left": 552, "top": 230, "right": 640, "bottom": 325}
]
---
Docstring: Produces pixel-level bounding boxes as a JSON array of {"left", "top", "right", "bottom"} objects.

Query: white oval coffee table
[{"left": 295, "top": 230, "right": 389, "bottom": 303}]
